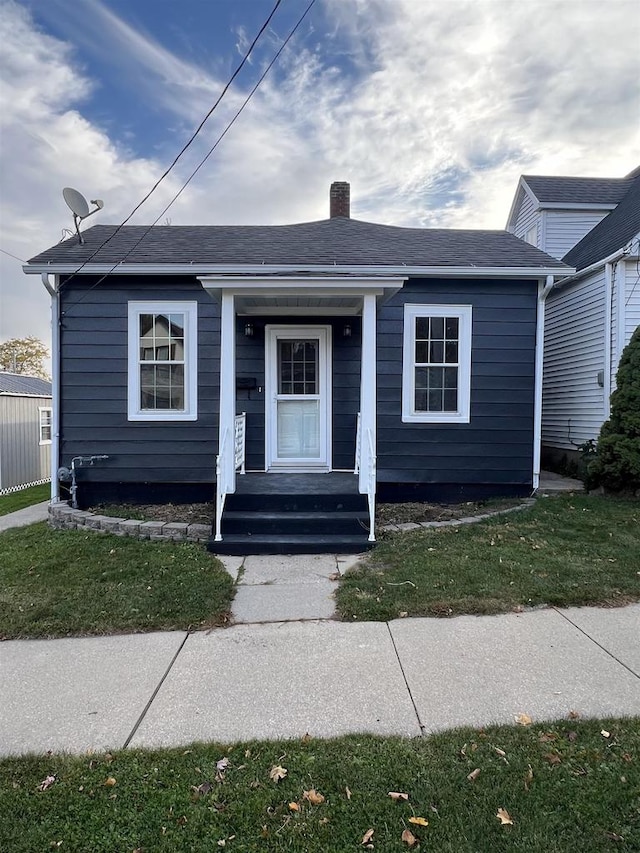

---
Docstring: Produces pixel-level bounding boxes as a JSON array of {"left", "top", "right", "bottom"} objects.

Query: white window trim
[
  {"left": 127, "top": 300, "right": 198, "bottom": 421},
  {"left": 402, "top": 304, "right": 472, "bottom": 424},
  {"left": 38, "top": 406, "right": 52, "bottom": 445}
]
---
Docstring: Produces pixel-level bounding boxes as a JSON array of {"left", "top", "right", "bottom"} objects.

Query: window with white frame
[
  {"left": 39, "top": 407, "right": 52, "bottom": 444},
  {"left": 402, "top": 304, "right": 472, "bottom": 423},
  {"left": 127, "top": 301, "right": 198, "bottom": 421}
]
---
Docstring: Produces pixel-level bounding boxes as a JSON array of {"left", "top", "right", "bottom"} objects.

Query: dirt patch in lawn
[{"left": 91, "top": 497, "right": 524, "bottom": 527}]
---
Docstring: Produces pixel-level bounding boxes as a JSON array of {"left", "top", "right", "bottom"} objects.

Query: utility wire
[
  {"left": 61, "top": 0, "right": 317, "bottom": 315},
  {"left": 0, "top": 247, "right": 27, "bottom": 263},
  {"left": 60, "top": 0, "right": 284, "bottom": 286}
]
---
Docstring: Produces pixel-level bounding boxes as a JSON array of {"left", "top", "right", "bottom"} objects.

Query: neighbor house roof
[
  {"left": 26, "top": 218, "right": 569, "bottom": 272},
  {"left": 522, "top": 175, "right": 633, "bottom": 206},
  {"left": 0, "top": 373, "right": 52, "bottom": 396},
  {"left": 563, "top": 168, "right": 640, "bottom": 271}
]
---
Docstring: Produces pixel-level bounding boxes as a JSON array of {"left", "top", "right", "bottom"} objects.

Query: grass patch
[
  {"left": 0, "top": 483, "right": 49, "bottom": 516},
  {"left": 0, "top": 718, "right": 637, "bottom": 852},
  {"left": 0, "top": 523, "right": 234, "bottom": 638},
  {"left": 337, "top": 495, "right": 640, "bottom": 621}
]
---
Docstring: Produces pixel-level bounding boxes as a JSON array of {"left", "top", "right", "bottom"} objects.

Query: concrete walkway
[
  {"left": 219, "top": 553, "right": 363, "bottom": 623},
  {"left": 0, "top": 500, "right": 49, "bottom": 532},
  {"left": 1, "top": 604, "right": 638, "bottom": 757}
]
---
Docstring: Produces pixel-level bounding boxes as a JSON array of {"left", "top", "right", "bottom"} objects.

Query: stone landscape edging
[{"left": 48, "top": 498, "right": 538, "bottom": 545}]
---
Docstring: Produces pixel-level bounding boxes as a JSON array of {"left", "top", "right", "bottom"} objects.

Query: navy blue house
[{"left": 25, "top": 183, "right": 571, "bottom": 553}]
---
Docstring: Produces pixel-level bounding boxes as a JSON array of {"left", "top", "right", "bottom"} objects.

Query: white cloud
[{"left": 1, "top": 0, "right": 639, "bottom": 349}]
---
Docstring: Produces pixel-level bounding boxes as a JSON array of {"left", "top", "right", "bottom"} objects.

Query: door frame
[{"left": 264, "top": 325, "right": 332, "bottom": 472}]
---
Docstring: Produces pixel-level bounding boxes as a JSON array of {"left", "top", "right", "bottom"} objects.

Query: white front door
[{"left": 265, "top": 326, "right": 331, "bottom": 471}]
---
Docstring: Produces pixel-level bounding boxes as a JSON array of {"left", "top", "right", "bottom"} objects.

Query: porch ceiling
[{"left": 199, "top": 275, "right": 405, "bottom": 314}]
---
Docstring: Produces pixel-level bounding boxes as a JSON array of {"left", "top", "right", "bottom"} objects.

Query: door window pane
[
  {"left": 278, "top": 339, "right": 318, "bottom": 395},
  {"left": 277, "top": 400, "right": 320, "bottom": 458}
]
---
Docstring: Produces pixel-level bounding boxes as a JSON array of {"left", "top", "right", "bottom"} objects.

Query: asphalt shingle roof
[
  {"left": 0, "top": 373, "right": 52, "bottom": 396},
  {"left": 523, "top": 175, "right": 633, "bottom": 205},
  {"left": 27, "top": 218, "right": 567, "bottom": 270},
  {"left": 563, "top": 170, "right": 640, "bottom": 271}
]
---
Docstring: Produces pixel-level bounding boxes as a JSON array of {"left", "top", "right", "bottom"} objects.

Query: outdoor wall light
[
  {"left": 343, "top": 323, "right": 352, "bottom": 338},
  {"left": 244, "top": 322, "right": 254, "bottom": 337}
]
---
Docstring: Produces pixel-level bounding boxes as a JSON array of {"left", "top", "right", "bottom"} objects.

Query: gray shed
[{"left": 0, "top": 372, "right": 52, "bottom": 492}]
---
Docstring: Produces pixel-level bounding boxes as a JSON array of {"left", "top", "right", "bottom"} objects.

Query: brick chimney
[{"left": 330, "top": 181, "right": 350, "bottom": 218}]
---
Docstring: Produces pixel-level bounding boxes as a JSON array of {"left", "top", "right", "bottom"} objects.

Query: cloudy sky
[{"left": 1, "top": 0, "right": 638, "bottom": 353}]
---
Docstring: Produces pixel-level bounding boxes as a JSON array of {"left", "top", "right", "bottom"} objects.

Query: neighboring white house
[
  {"left": 507, "top": 166, "right": 640, "bottom": 464},
  {"left": 0, "top": 372, "right": 52, "bottom": 492}
]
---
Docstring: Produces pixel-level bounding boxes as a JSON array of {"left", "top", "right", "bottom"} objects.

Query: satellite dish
[
  {"left": 63, "top": 187, "right": 90, "bottom": 218},
  {"left": 62, "top": 187, "right": 105, "bottom": 244}
]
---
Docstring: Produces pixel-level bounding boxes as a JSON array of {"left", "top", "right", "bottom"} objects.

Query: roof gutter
[
  {"left": 41, "top": 273, "right": 59, "bottom": 502},
  {"left": 24, "top": 263, "right": 572, "bottom": 279},
  {"left": 553, "top": 245, "right": 630, "bottom": 289}
]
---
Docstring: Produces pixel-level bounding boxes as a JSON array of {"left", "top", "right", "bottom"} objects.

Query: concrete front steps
[{"left": 207, "top": 473, "right": 374, "bottom": 555}]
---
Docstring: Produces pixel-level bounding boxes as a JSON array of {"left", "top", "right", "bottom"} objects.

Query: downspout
[
  {"left": 533, "top": 275, "right": 554, "bottom": 491},
  {"left": 603, "top": 262, "right": 614, "bottom": 419},
  {"left": 41, "top": 273, "right": 60, "bottom": 502}
]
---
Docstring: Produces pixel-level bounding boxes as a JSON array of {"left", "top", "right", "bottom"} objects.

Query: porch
[{"left": 199, "top": 274, "right": 404, "bottom": 555}]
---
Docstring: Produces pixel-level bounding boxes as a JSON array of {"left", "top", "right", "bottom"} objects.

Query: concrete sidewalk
[
  {"left": 0, "top": 501, "right": 49, "bottom": 532},
  {"left": 1, "top": 605, "right": 638, "bottom": 757}
]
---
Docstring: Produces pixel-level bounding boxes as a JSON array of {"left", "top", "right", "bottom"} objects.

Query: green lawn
[
  {"left": 0, "top": 482, "right": 50, "bottom": 516},
  {"left": 337, "top": 495, "right": 640, "bottom": 621},
  {"left": 1, "top": 718, "right": 637, "bottom": 852},
  {"left": 0, "top": 523, "right": 234, "bottom": 639}
]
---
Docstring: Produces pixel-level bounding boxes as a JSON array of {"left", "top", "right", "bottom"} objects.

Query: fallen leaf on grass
[
  {"left": 601, "top": 729, "right": 611, "bottom": 739},
  {"left": 567, "top": 731, "right": 578, "bottom": 742},
  {"left": 37, "top": 775, "right": 56, "bottom": 791},
  {"left": 544, "top": 752, "right": 562, "bottom": 766},
  {"left": 467, "top": 768, "right": 481, "bottom": 782},
  {"left": 515, "top": 713, "right": 532, "bottom": 726},
  {"left": 345, "top": 786, "right": 352, "bottom": 800},
  {"left": 303, "top": 789, "right": 325, "bottom": 805},
  {"left": 496, "top": 807, "right": 514, "bottom": 826},
  {"left": 216, "top": 757, "right": 229, "bottom": 772},
  {"left": 538, "top": 732, "right": 558, "bottom": 743},
  {"left": 409, "top": 816, "right": 429, "bottom": 826},
  {"left": 301, "top": 732, "right": 311, "bottom": 744},
  {"left": 269, "top": 765, "right": 287, "bottom": 783},
  {"left": 388, "top": 791, "right": 409, "bottom": 801},
  {"left": 524, "top": 765, "right": 534, "bottom": 791},
  {"left": 401, "top": 828, "right": 418, "bottom": 846},
  {"left": 604, "top": 831, "right": 624, "bottom": 842},
  {"left": 191, "top": 781, "right": 213, "bottom": 796},
  {"left": 104, "top": 776, "right": 117, "bottom": 787},
  {"left": 289, "top": 802, "right": 300, "bottom": 812},
  {"left": 361, "top": 828, "right": 374, "bottom": 844},
  {"left": 568, "top": 709, "right": 581, "bottom": 720}
]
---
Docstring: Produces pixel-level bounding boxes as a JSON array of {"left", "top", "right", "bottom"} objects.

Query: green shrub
[{"left": 588, "top": 325, "right": 640, "bottom": 491}]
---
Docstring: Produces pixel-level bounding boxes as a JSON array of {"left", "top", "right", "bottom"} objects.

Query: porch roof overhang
[{"left": 198, "top": 275, "right": 406, "bottom": 315}]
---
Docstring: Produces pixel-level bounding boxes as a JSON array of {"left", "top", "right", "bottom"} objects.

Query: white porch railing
[
  {"left": 354, "top": 411, "right": 361, "bottom": 475},
  {"left": 354, "top": 411, "right": 376, "bottom": 542},
  {"left": 365, "top": 427, "right": 376, "bottom": 542},
  {"left": 234, "top": 412, "right": 246, "bottom": 474},
  {"left": 215, "top": 412, "right": 246, "bottom": 542}
]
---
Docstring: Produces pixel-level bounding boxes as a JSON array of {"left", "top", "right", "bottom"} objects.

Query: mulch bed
[{"left": 91, "top": 498, "right": 523, "bottom": 527}]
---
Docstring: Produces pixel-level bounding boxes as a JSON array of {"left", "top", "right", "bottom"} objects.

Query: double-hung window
[
  {"left": 127, "top": 301, "right": 198, "bottom": 421},
  {"left": 402, "top": 304, "right": 472, "bottom": 423},
  {"left": 39, "top": 407, "right": 52, "bottom": 444}
]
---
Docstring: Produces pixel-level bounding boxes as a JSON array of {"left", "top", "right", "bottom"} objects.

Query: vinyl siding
[
  {"left": 59, "top": 276, "right": 220, "bottom": 484},
  {"left": 542, "top": 269, "right": 605, "bottom": 450},
  {"left": 513, "top": 189, "right": 541, "bottom": 247},
  {"left": 376, "top": 279, "right": 537, "bottom": 486},
  {"left": 0, "top": 395, "right": 51, "bottom": 489},
  {"left": 544, "top": 211, "right": 610, "bottom": 260},
  {"left": 624, "top": 257, "right": 640, "bottom": 349}
]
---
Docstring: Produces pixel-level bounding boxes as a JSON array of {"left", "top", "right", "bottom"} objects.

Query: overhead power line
[
  {"left": 60, "top": 0, "right": 285, "bottom": 285},
  {"left": 60, "top": 0, "right": 318, "bottom": 315},
  {"left": 0, "top": 247, "right": 27, "bottom": 263}
]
